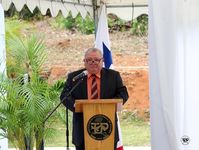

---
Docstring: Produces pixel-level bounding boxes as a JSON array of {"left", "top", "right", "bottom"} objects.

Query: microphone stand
[{"left": 44, "top": 78, "right": 84, "bottom": 150}]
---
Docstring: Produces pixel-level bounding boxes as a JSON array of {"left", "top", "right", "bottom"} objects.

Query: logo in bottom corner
[
  {"left": 181, "top": 135, "right": 190, "bottom": 145},
  {"left": 87, "top": 114, "right": 112, "bottom": 140}
]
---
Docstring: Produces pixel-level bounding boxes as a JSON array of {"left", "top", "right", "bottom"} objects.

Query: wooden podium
[{"left": 75, "top": 99, "right": 123, "bottom": 150}]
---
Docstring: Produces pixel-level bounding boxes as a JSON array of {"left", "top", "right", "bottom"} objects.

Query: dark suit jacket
[{"left": 60, "top": 68, "right": 129, "bottom": 147}]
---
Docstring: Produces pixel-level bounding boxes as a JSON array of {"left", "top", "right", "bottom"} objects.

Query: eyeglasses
[{"left": 84, "top": 58, "right": 103, "bottom": 64}]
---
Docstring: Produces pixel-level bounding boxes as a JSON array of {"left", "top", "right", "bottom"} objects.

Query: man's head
[{"left": 84, "top": 48, "right": 103, "bottom": 74}]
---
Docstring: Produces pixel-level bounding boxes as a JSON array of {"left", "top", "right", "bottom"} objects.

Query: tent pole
[{"left": 92, "top": 0, "right": 99, "bottom": 37}]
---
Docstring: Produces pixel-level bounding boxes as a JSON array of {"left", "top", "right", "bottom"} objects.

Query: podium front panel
[
  {"left": 75, "top": 99, "right": 122, "bottom": 150},
  {"left": 83, "top": 103, "right": 116, "bottom": 150}
]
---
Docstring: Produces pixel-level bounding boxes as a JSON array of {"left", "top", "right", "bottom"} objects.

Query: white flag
[{"left": 95, "top": 4, "right": 123, "bottom": 150}]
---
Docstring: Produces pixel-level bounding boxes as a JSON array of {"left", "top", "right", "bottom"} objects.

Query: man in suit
[{"left": 60, "top": 47, "right": 129, "bottom": 150}]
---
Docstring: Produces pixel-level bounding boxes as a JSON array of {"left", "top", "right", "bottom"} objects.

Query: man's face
[{"left": 84, "top": 51, "right": 103, "bottom": 74}]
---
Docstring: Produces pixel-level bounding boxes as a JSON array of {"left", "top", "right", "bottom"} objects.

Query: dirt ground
[{"left": 31, "top": 19, "right": 149, "bottom": 118}]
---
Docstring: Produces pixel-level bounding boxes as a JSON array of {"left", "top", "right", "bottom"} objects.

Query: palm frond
[{"left": 2, "top": 32, "right": 61, "bottom": 149}]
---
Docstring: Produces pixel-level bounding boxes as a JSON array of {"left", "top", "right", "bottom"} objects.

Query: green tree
[{"left": 0, "top": 34, "right": 60, "bottom": 150}]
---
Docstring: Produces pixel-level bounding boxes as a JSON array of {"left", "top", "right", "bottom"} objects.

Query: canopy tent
[{"left": 0, "top": 0, "right": 148, "bottom": 21}]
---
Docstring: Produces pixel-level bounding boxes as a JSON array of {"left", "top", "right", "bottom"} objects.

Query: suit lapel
[
  {"left": 81, "top": 76, "right": 88, "bottom": 99},
  {"left": 100, "top": 69, "right": 106, "bottom": 98}
]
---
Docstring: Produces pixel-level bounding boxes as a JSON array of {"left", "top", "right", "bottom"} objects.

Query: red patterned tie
[{"left": 91, "top": 75, "right": 98, "bottom": 99}]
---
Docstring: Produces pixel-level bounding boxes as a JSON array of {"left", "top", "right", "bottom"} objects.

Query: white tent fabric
[
  {"left": 0, "top": 4, "right": 6, "bottom": 76},
  {"left": 106, "top": 0, "right": 148, "bottom": 20},
  {"left": 0, "top": 4, "right": 8, "bottom": 150},
  {"left": 1, "top": 0, "right": 93, "bottom": 18},
  {"left": 107, "top": 6, "right": 148, "bottom": 21},
  {"left": 149, "top": 0, "right": 199, "bottom": 150},
  {"left": 0, "top": 0, "right": 147, "bottom": 20}
]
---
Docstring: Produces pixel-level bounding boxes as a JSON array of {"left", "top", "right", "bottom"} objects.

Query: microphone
[{"left": 72, "top": 70, "right": 88, "bottom": 82}]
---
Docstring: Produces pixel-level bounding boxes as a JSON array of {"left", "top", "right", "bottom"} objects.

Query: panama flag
[
  {"left": 95, "top": 4, "right": 113, "bottom": 69},
  {"left": 95, "top": 4, "right": 124, "bottom": 150}
]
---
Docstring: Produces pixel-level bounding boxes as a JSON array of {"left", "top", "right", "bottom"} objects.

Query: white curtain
[
  {"left": 149, "top": 0, "right": 199, "bottom": 150},
  {"left": 0, "top": 3, "right": 8, "bottom": 150},
  {"left": 0, "top": 4, "right": 6, "bottom": 75}
]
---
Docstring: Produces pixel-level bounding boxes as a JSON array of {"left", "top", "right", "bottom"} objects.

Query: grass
[
  {"left": 121, "top": 119, "right": 150, "bottom": 146},
  {"left": 119, "top": 111, "right": 150, "bottom": 146}
]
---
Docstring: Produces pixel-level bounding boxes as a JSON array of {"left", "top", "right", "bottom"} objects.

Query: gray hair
[{"left": 84, "top": 47, "right": 102, "bottom": 58}]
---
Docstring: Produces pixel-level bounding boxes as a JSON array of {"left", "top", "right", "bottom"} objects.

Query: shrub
[{"left": 131, "top": 14, "right": 148, "bottom": 36}]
